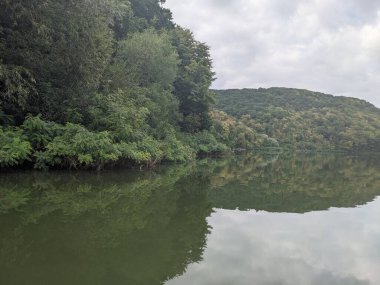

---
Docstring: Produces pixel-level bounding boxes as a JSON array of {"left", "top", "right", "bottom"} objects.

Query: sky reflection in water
[{"left": 168, "top": 199, "right": 380, "bottom": 285}]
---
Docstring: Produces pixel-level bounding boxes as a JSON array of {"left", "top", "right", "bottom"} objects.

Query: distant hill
[{"left": 214, "top": 88, "right": 380, "bottom": 151}]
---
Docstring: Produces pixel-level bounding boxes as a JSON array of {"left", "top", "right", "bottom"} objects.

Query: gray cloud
[{"left": 165, "top": 0, "right": 380, "bottom": 107}]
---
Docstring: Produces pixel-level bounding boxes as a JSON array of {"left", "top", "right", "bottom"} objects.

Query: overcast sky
[{"left": 164, "top": 0, "right": 380, "bottom": 107}]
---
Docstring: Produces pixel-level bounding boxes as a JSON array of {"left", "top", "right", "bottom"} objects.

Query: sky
[{"left": 164, "top": 0, "right": 380, "bottom": 107}]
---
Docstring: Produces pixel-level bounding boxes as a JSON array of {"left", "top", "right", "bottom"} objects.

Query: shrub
[
  {"left": 184, "top": 131, "right": 229, "bottom": 155},
  {"left": 35, "top": 123, "right": 120, "bottom": 169},
  {"left": 22, "top": 114, "right": 58, "bottom": 150},
  {"left": 0, "top": 127, "right": 32, "bottom": 167},
  {"left": 160, "top": 131, "right": 194, "bottom": 162}
]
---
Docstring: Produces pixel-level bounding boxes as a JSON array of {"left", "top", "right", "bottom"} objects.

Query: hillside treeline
[{"left": 215, "top": 88, "right": 380, "bottom": 152}]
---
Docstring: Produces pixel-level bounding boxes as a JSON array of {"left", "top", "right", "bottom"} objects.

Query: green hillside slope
[{"left": 214, "top": 88, "right": 380, "bottom": 151}]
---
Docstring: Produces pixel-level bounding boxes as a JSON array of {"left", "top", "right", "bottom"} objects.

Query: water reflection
[
  {"left": 168, "top": 203, "right": 380, "bottom": 285},
  {"left": 206, "top": 154, "right": 380, "bottom": 212},
  {"left": 0, "top": 154, "right": 380, "bottom": 284},
  {"left": 0, "top": 167, "right": 213, "bottom": 285}
]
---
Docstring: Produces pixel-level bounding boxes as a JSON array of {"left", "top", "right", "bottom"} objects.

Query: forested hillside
[
  {"left": 0, "top": 0, "right": 265, "bottom": 169},
  {"left": 215, "top": 88, "right": 380, "bottom": 151}
]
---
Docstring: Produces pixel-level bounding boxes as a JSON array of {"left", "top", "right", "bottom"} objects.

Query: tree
[
  {"left": 171, "top": 27, "right": 215, "bottom": 133},
  {"left": 105, "top": 30, "right": 180, "bottom": 131},
  {"left": 110, "top": 30, "right": 179, "bottom": 89},
  {"left": 0, "top": 0, "right": 116, "bottom": 123}
]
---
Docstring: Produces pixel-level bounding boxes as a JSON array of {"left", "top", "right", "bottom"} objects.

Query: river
[{"left": 1, "top": 154, "right": 379, "bottom": 284}]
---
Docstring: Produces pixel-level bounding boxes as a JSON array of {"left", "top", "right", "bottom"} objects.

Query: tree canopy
[{"left": 0, "top": 0, "right": 230, "bottom": 169}]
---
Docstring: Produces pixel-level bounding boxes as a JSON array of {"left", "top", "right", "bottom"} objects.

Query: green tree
[
  {"left": 0, "top": 0, "right": 115, "bottom": 123},
  {"left": 171, "top": 28, "right": 215, "bottom": 133}
]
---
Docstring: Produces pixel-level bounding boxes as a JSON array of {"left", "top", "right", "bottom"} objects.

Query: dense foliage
[
  {"left": 215, "top": 88, "right": 380, "bottom": 152},
  {"left": 0, "top": 0, "right": 254, "bottom": 169}
]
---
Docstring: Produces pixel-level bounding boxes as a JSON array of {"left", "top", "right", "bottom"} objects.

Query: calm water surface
[{"left": 1, "top": 154, "right": 380, "bottom": 285}]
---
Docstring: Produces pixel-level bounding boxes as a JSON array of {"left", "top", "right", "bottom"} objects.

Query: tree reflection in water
[{"left": 1, "top": 154, "right": 380, "bottom": 285}]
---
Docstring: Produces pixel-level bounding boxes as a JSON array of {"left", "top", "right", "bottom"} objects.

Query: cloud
[{"left": 165, "top": 0, "right": 380, "bottom": 107}]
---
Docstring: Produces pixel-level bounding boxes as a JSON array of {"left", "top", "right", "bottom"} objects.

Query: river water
[{"left": 1, "top": 154, "right": 379, "bottom": 285}]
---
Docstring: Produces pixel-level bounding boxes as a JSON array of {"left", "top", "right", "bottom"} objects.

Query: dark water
[{"left": 1, "top": 154, "right": 380, "bottom": 285}]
